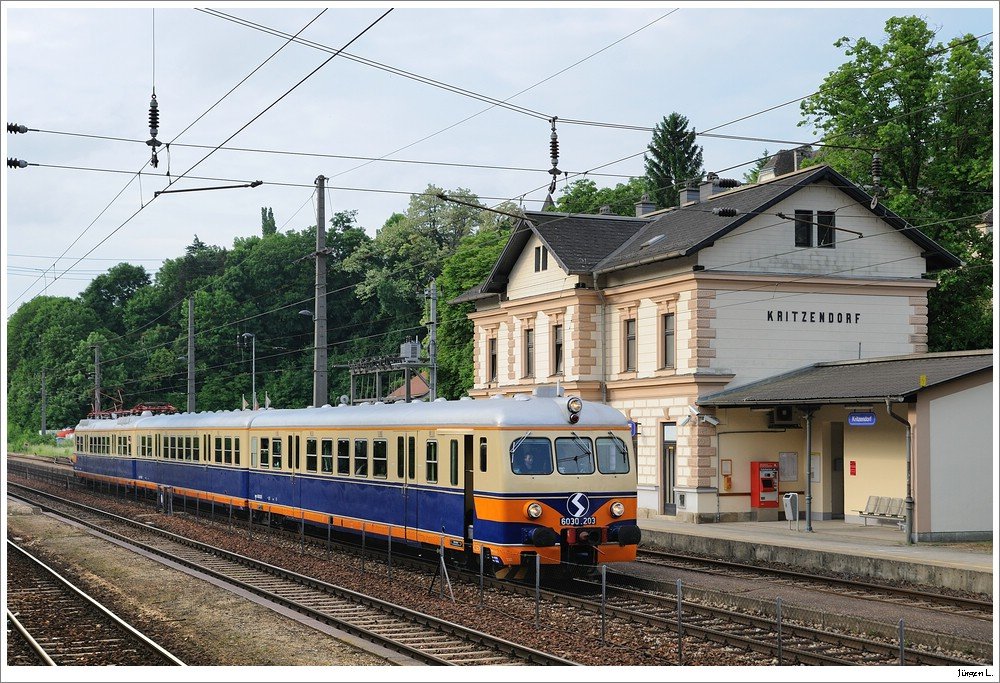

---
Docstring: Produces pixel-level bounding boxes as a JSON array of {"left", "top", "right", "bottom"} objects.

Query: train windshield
[
  {"left": 510, "top": 437, "right": 553, "bottom": 475},
  {"left": 596, "top": 436, "right": 630, "bottom": 474},
  {"left": 555, "top": 436, "right": 595, "bottom": 475}
]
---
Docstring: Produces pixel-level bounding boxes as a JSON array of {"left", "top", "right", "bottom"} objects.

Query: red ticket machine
[{"left": 750, "top": 461, "right": 779, "bottom": 508}]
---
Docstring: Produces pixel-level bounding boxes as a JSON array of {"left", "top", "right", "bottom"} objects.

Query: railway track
[
  {"left": 7, "top": 482, "right": 576, "bottom": 666},
  {"left": 636, "top": 547, "right": 993, "bottom": 621},
  {"left": 6, "top": 540, "right": 184, "bottom": 666},
  {"left": 7, "top": 463, "right": 991, "bottom": 666}
]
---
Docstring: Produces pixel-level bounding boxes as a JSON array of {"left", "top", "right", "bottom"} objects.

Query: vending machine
[{"left": 750, "top": 461, "right": 779, "bottom": 508}]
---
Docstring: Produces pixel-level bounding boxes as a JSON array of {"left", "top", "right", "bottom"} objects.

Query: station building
[{"left": 453, "top": 163, "right": 993, "bottom": 541}]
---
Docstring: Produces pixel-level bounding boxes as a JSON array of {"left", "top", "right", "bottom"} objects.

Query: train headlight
[
  {"left": 567, "top": 397, "right": 583, "bottom": 414},
  {"left": 610, "top": 501, "right": 625, "bottom": 518},
  {"left": 526, "top": 502, "right": 543, "bottom": 519}
]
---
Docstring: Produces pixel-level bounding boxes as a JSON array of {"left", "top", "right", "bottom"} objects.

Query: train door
[
  {"left": 402, "top": 433, "right": 418, "bottom": 545},
  {"left": 290, "top": 434, "right": 301, "bottom": 518},
  {"left": 463, "top": 434, "right": 474, "bottom": 553}
]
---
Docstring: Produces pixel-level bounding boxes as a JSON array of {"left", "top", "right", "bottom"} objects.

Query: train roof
[{"left": 74, "top": 395, "right": 628, "bottom": 431}]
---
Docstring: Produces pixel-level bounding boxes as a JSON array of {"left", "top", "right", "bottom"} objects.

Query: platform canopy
[{"left": 697, "top": 350, "right": 992, "bottom": 408}]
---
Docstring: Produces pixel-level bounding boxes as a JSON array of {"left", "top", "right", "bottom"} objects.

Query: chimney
[
  {"left": 678, "top": 183, "right": 700, "bottom": 206},
  {"left": 634, "top": 193, "right": 656, "bottom": 217},
  {"left": 598, "top": 204, "right": 613, "bottom": 215},
  {"left": 699, "top": 172, "right": 720, "bottom": 202}
]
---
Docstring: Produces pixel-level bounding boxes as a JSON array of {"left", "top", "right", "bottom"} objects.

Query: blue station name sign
[{"left": 848, "top": 412, "right": 877, "bottom": 427}]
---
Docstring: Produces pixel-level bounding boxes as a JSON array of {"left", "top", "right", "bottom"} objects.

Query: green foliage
[
  {"left": 436, "top": 204, "right": 517, "bottom": 398},
  {"left": 344, "top": 186, "right": 490, "bottom": 362},
  {"left": 799, "top": 16, "right": 993, "bottom": 352},
  {"left": 79, "top": 262, "right": 150, "bottom": 335},
  {"left": 743, "top": 149, "right": 770, "bottom": 184},
  {"left": 644, "top": 112, "right": 704, "bottom": 209},
  {"left": 261, "top": 207, "right": 277, "bottom": 236},
  {"left": 551, "top": 177, "right": 649, "bottom": 216}
]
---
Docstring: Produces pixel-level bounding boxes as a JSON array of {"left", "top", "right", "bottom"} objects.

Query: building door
[
  {"left": 662, "top": 422, "right": 677, "bottom": 515},
  {"left": 830, "top": 422, "right": 845, "bottom": 518}
]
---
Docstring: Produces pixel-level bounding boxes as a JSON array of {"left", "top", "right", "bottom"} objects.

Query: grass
[{"left": 10, "top": 442, "right": 73, "bottom": 461}]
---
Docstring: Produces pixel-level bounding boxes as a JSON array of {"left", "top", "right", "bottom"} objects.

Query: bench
[{"left": 855, "top": 495, "right": 906, "bottom": 527}]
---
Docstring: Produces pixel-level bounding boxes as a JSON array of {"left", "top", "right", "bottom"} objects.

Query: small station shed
[{"left": 698, "top": 350, "right": 993, "bottom": 542}]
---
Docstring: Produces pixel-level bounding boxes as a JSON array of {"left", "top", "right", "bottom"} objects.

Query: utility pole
[
  {"left": 426, "top": 279, "right": 438, "bottom": 401},
  {"left": 93, "top": 345, "right": 102, "bottom": 414},
  {"left": 187, "top": 297, "right": 196, "bottom": 413},
  {"left": 40, "top": 369, "right": 47, "bottom": 435},
  {"left": 313, "top": 174, "right": 329, "bottom": 407}
]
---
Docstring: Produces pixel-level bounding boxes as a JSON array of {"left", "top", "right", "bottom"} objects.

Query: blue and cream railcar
[{"left": 73, "top": 390, "right": 641, "bottom": 573}]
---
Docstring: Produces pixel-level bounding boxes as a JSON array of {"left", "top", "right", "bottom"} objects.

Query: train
[{"left": 71, "top": 387, "right": 641, "bottom": 575}]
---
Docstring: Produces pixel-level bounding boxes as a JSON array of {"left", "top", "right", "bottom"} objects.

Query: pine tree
[{"left": 644, "top": 112, "right": 704, "bottom": 209}]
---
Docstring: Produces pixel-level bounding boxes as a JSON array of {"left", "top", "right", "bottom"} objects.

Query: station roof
[{"left": 697, "top": 350, "right": 993, "bottom": 407}]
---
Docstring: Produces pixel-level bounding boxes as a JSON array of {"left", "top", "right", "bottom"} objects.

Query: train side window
[
  {"left": 407, "top": 436, "right": 416, "bottom": 480},
  {"left": 596, "top": 436, "right": 630, "bottom": 474},
  {"left": 354, "top": 440, "right": 368, "bottom": 477},
  {"left": 396, "top": 436, "right": 405, "bottom": 479},
  {"left": 449, "top": 439, "right": 459, "bottom": 486},
  {"left": 426, "top": 441, "right": 439, "bottom": 483},
  {"left": 193, "top": 436, "right": 200, "bottom": 461},
  {"left": 214, "top": 437, "right": 223, "bottom": 464},
  {"left": 306, "top": 438, "right": 318, "bottom": 473},
  {"left": 128, "top": 435, "right": 133, "bottom": 457},
  {"left": 479, "top": 437, "right": 488, "bottom": 472},
  {"left": 321, "top": 439, "right": 334, "bottom": 473},
  {"left": 251, "top": 437, "right": 259, "bottom": 468},
  {"left": 555, "top": 437, "right": 595, "bottom": 475},
  {"left": 511, "top": 437, "right": 553, "bottom": 475},
  {"left": 294, "top": 435, "right": 300, "bottom": 471},
  {"left": 271, "top": 439, "right": 283, "bottom": 470},
  {"left": 260, "top": 438, "right": 269, "bottom": 468},
  {"left": 224, "top": 437, "right": 233, "bottom": 464},
  {"left": 337, "top": 439, "right": 350, "bottom": 475},
  {"left": 373, "top": 440, "right": 388, "bottom": 479},
  {"left": 234, "top": 437, "right": 240, "bottom": 466}
]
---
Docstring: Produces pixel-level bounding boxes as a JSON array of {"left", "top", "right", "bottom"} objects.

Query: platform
[{"left": 637, "top": 516, "right": 995, "bottom": 596}]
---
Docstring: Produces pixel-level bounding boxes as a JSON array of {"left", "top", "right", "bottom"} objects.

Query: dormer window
[{"left": 534, "top": 245, "right": 549, "bottom": 272}]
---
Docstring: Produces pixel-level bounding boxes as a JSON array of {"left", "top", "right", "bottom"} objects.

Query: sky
[{"left": 1, "top": 1, "right": 996, "bottom": 317}]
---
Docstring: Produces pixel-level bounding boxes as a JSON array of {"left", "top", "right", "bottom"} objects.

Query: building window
[
  {"left": 662, "top": 313, "right": 675, "bottom": 368},
  {"left": 552, "top": 324, "right": 564, "bottom": 374},
  {"left": 523, "top": 328, "right": 535, "bottom": 377},
  {"left": 488, "top": 337, "right": 497, "bottom": 382},
  {"left": 794, "top": 209, "right": 813, "bottom": 247},
  {"left": 817, "top": 210, "right": 836, "bottom": 248},
  {"left": 624, "top": 318, "right": 637, "bottom": 372},
  {"left": 534, "top": 245, "right": 548, "bottom": 272}
]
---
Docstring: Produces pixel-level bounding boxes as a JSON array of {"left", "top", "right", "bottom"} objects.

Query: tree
[
  {"left": 799, "top": 16, "right": 993, "bottom": 351},
  {"left": 261, "top": 207, "right": 277, "bottom": 236},
  {"left": 743, "top": 149, "right": 770, "bottom": 184},
  {"left": 79, "top": 262, "right": 151, "bottom": 335},
  {"left": 552, "top": 177, "right": 649, "bottom": 216},
  {"left": 436, "top": 203, "right": 518, "bottom": 398},
  {"left": 344, "top": 186, "right": 489, "bottom": 360},
  {"left": 644, "top": 112, "right": 704, "bottom": 209}
]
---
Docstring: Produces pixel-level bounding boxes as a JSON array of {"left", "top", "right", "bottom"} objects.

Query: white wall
[
  {"left": 698, "top": 181, "right": 927, "bottom": 278},
  {"left": 927, "top": 380, "right": 994, "bottom": 534},
  {"left": 505, "top": 234, "right": 574, "bottom": 300}
]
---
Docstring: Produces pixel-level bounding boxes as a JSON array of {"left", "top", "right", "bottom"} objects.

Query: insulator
[
  {"left": 716, "top": 178, "right": 742, "bottom": 188},
  {"left": 7, "top": 157, "right": 28, "bottom": 169},
  {"left": 712, "top": 207, "right": 738, "bottom": 217},
  {"left": 7, "top": 123, "right": 28, "bottom": 134},
  {"left": 148, "top": 94, "right": 160, "bottom": 138},
  {"left": 548, "top": 117, "right": 560, "bottom": 174},
  {"left": 871, "top": 152, "right": 882, "bottom": 184}
]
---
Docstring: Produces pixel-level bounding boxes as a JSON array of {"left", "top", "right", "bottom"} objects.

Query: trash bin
[{"left": 783, "top": 492, "right": 799, "bottom": 530}]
